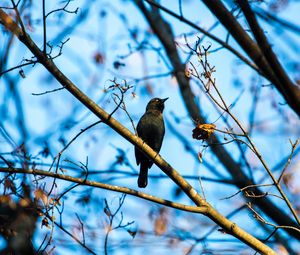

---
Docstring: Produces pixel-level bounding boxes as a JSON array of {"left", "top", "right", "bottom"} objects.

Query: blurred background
[{"left": 1, "top": 0, "right": 300, "bottom": 254}]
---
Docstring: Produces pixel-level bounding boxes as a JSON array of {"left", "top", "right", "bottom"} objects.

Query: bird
[{"left": 135, "top": 97, "right": 168, "bottom": 188}]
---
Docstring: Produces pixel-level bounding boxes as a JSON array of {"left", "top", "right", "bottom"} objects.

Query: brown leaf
[
  {"left": 49, "top": 197, "right": 61, "bottom": 206},
  {"left": 198, "top": 152, "right": 203, "bottom": 163},
  {"left": 183, "top": 246, "right": 193, "bottom": 255},
  {"left": 154, "top": 216, "right": 167, "bottom": 236},
  {"left": 185, "top": 69, "right": 191, "bottom": 78},
  {"left": 34, "top": 188, "right": 48, "bottom": 206},
  {"left": 0, "top": 195, "right": 11, "bottom": 204},
  {"left": 4, "top": 179, "right": 16, "bottom": 192},
  {"left": 41, "top": 217, "right": 51, "bottom": 229},
  {"left": 145, "top": 82, "right": 153, "bottom": 95},
  {"left": 154, "top": 208, "right": 168, "bottom": 235},
  {"left": 94, "top": 52, "right": 105, "bottom": 64},
  {"left": 192, "top": 123, "right": 216, "bottom": 141},
  {"left": 19, "top": 198, "right": 30, "bottom": 207},
  {"left": 282, "top": 172, "right": 293, "bottom": 187},
  {"left": 277, "top": 244, "right": 289, "bottom": 255}
]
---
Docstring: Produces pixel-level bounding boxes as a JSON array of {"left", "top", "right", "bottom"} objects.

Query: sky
[{"left": 1, "top": 0, "right": 300, "bottom": 254}]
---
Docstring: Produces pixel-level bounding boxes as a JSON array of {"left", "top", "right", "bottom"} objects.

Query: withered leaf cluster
[{"left": 192, "top": 123, "right": 216, "bottom": 141}]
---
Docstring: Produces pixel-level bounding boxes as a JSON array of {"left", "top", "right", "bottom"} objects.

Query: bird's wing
[{"left": 135, "top": 146, "right": 141, "bottom": 165}]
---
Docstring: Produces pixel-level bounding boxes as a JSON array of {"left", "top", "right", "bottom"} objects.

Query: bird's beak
[{"left": 162, "top": 97, "right": 169, "bottom": 103}]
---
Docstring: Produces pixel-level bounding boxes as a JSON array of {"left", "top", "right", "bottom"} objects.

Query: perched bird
[{"left": 135, "top": 97, "right": 168, "bottom": 188}]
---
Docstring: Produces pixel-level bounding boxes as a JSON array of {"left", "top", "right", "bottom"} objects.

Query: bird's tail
[{"left": 138, "top": 163, "right": 148, "bottom": 188}]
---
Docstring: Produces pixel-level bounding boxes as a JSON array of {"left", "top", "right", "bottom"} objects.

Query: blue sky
[{"left": 1, "top": 0, "right": 300, "bottom": 254}]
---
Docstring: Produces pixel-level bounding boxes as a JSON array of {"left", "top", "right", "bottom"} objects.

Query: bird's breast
[{"left": 136, "top": 112, "right": 165, "bottom": 151}]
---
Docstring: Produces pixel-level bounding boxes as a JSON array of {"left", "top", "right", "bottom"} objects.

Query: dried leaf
[
  {"left": 0, "top": 195, "right": 11, "bottom": 204},
  {"left": 192, "top": 123, "right": 216, "bottom": 141},
  {"left": 34, "top": 188, "right": 48, "bottom": 205},
  {"left": 49, "top": 197, "right": 61, "bottom": 206},
  {"left": 198, "top": 152, "right": 203, "bottom": 163},
  {"left": 19, "top": 198, "right": 30, "bottom": 207},
  {"left": 131, "top": 92, "right": 137, "bottom": 98},
  {"left": 183, "top": 245, "right": 193, "bottom": 255},
  {"left": 145, "top": 82, "right": 153, "bottom": 95},
  {"left": 4, "top": 179, "right": 16, "bottom": 192},
  {"left": 94, "top": 52, "right": 105, "bottom": 64},
  {"left": 282, "top": 172, "right": 293, "bottom": 187},
  {"left": 185, "top": 69, "right": 191, "bottom": 78},
  {"left": 154, "top": 216, "right": 167, "bottom": 235},
  {"left": 277, "top": 244, "right": 289, "bottom": 255},
  {"left": 41, "top": 217, "right": 51, "bottom": 229},
  {"left": 154, "top": 208, "right": 168, "bottom": 235}
]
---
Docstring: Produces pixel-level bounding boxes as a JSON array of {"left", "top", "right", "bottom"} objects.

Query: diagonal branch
[
  {"left": 236, "top": 0, "right": 300, "bottom": 114},
  {"left": 199, "top": 0, "right": 300, "bottom": 116}
]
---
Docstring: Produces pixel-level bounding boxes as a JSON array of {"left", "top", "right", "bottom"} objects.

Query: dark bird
[{"left": 135, "top": 97, "right": 168, "bottom": 188}]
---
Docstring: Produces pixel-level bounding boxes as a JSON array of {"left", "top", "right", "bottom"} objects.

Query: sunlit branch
[{"left": 0, "top": 167, "right": 208, "bottom": 214}]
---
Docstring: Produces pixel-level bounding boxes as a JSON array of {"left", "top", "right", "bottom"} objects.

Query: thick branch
[
  {"left": 199, "top": 0, "right": 300, "bottom": 116},
  {"left": 236, "top": 0, "right": 300, "bottom": 114}
]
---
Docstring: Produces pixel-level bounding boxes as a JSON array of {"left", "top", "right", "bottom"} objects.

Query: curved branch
[{"left": 0, "top": 167, "right": 207, "bottom": 214}]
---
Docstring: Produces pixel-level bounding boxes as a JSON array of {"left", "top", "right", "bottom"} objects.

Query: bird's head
[{"left": 146, "top": 97, "right": 168, "bottom": 113}]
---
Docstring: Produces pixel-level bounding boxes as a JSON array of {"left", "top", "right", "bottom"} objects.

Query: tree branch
[
  {"left": 236, "top": 0, "right": 300, "bottom": 115},
  {"left": 198, "top": 0, "right": 300, "bottom": 116},
  {"left": 0, "top": 167, "right": 207, "bottom": 214}
]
